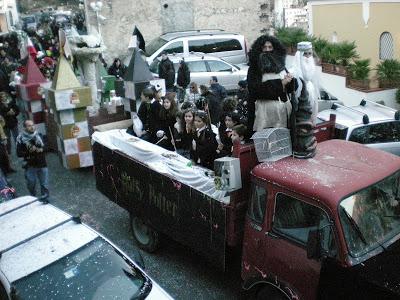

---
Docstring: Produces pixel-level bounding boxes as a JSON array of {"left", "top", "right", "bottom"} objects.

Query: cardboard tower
[{"left": 46, "top": 56, "right": 93, "bottom": 169}]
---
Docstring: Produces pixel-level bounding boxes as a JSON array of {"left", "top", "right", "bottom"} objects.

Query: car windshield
[
  {"left": 146, "top": 37, "right": 168, "bottom": 56},
  {"left": 339, "top": 171, "right": 400, "bottom": 258},
  {"left": 13, "top": 237, "right": 151, "bottom": 299}
]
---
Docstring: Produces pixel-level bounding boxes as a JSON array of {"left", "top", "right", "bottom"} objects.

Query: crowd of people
[{"left": 126, "top": 76, "right": 249, "bottom": 169}]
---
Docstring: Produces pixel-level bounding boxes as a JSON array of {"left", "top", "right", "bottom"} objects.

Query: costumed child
[
  {"left": 190, "top": 111, "right": 218, "bottom": 169},
  {"left": 156, "top": 92, "right": 178, "bottom": 150},
  {"left": 231, "top": 124, "right": 247, "bottom": 147},
  {"left": 173, "top": 108, "right": 196, "bottom": 159},
  {"left": 216, "top": 112, "right": 240, "bottom": 157},
  {"left": 127, "top": 85, "right": 160, "bottom": 142}
]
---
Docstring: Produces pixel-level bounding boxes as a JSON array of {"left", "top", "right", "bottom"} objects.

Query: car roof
[
  {"left": 318, "top": 101, "right": 399, "bottom": 128},
  {"left": 156, "top": 53, "right": 231, "bottom": 63},
  {"left": 160, "top": 30, "right": 240, "bottom": 41},
  {"left": 252, "top": 139, "right": 400, "bottom": 212},
  {"left": 0, "top": 196, "right": 98, "bottom": 283}
]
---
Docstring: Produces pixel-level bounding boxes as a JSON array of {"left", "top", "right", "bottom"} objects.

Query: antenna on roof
[
  {"left": 332, "top": 103, "right": 370, "bottom": 124},
  {"left": 359, "top": 99, "right": 400, "bottom": 120}
]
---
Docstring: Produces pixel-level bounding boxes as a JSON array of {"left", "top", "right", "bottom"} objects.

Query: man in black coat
[
  {"left": 158, "top": 51, "right": 175, "bottom": 92},
  {"left": 176, "top": 59, "right": 190, "bottom": 103},
  {"left": 209, "top": 76, "right": 227, "bottom": 101},
  {"left": 200, "top": 85, "right": 221, "bottom": 126},
  {"left": 16, "top": 120, "right": 49, "bottom": 198}
]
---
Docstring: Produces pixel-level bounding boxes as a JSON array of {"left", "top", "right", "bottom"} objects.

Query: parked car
[
  {"left": 0, "top": 196, "right": 172, "bottom": 300},
  {"left": 318, "top": 89, "right": 343, "bottom": 112},
  {"left": 145, "top": 29, "right": 248, "bottom": 65},
  {"left": 317, "top": 99, "right": 400, "bottom": 156},
  {"left": 150, "top": 53, "right": 248, "bottom": 92},
  {"left": 21, "top": 15, "right": 37, "bottom": 31}
]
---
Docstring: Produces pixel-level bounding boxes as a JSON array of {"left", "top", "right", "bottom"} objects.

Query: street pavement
[{"left": 8, "top": 149, "right": 243, "bottom": 299}]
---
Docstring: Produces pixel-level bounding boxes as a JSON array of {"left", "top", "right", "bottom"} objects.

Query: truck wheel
[
  {"left": 130, "top": 214, "right": 159, "bottom": 252},
  {"left": 256, "top": 285, "right": 290, "bottom": 300}
]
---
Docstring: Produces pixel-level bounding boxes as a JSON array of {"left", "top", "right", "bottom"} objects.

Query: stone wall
[{"left": 86, "top": 0, "right": 273, "bottom": 63}]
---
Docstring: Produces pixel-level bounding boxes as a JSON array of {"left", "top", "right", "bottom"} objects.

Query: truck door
[
  {"left": 262, "top": 191, "right": 337, "bottom": 300},
  {"left": 242, "top": 181, "right": 269, "bottom": 277}
]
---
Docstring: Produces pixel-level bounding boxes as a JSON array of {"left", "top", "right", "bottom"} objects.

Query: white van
[{"left": 145, "top": 29, "right": 248, "bottom": 65}]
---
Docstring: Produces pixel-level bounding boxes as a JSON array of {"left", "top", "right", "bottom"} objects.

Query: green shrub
[
  {"left": 348, "top": 59, "right": 370, "bottom": 80},
  {"left": 275, "top": 27, "right": 310, "bottom": 49},
  {"left": 320, "top": 44, "right": 341, "bottom": 65},
  {"left": 336, "top": 41, "right": 359, "bottom": 66},
  {"left": 376, "top": 59, "right": 400, "bottom": 82},
  {"left": 311, "top": 36, "right": 329, "bottom": 58},
  {"left": 396, "top": 89, "right": 400, "bottom": 105}
]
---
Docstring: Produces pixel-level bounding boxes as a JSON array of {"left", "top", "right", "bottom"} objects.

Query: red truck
[{"left": 92, "top": 119, "right": 400, "bottom": 299}]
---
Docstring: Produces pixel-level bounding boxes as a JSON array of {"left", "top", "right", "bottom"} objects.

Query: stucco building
[
  {"left": 308, "top": 0, "right": 400, "bottom": 76},
  {"left": 84, "top": 0, "right": 274, "bottom": 62}
]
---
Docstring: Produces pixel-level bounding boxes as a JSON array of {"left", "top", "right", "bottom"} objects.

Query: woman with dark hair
[
  {"left": 108, "top": 58, "right": 126, "bottom": 79},
  {"left": 173, "top": 108, "right": 196, "bottom": 158},
  {"left": 247, "top": 35, "right": 296, "bottom": 132},
  {"left": 190, "top": 111, "right": 218, "bottom": 169},
  {"left": 156, "top": 92, "right": 178, "bottom": 150}
]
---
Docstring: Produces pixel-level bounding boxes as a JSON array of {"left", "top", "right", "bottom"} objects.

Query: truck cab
[{"left": 241, "top": 139, "right": 400, "bottom": 299}]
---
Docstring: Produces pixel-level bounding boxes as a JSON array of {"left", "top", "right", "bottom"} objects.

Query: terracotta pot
[
  {"left": 347, "top": 78, "right": 370, "bottom": 90},
  {"left": 379, "top": 79, "right": 397, "bottom": 89}
]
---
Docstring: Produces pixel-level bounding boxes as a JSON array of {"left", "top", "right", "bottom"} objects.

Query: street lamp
[{"left": 89, "top": 1, "right": 104, "bottom": 35}]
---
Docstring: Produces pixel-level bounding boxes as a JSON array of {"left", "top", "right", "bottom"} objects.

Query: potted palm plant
[
  {"left": 311, "top": 36, "right": 329, "bottom": 65},
  {"left": 336, "top": 41, "right": 358, "bottom": 75},
  {"left": 320, "top": 44, "right": 340, "bottom": 73},
  {"left": 376, "top": 59, "right": 400, "bottom": 88},
  {"left": 347, "top": 59, "right": 370, "bottom": 90},
  {"left": 275, "top": 27, "right": 309, "bottom": 55}
]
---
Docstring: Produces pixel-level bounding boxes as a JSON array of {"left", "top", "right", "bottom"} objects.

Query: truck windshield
[
  {"left": 339, "top": 171, "right": 400, "bottom": 258},
  {"left": 146, "top": 37, "right": 168, "bottom": 56},
  {"left": 13, "top": 237, "right": 151, "bottom": 299}
]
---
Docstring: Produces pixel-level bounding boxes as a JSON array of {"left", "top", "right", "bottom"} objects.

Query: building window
[{"left": 379, "top": 32, "right": 394, "bottom": 60}]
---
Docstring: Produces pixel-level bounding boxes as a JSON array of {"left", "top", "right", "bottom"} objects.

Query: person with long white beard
[{"left": 292, "top": 41, "right": 320, "bottom": 125}]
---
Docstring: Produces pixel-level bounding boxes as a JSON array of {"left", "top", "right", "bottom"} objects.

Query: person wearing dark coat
[
  {"left": 247, "top": 35, "right": 297, "bottom": 132},
  {"left": 200, "top": 85, "right": 221, "bottom": 126},
  {"left": 129, "top": 85, "right": 161, "bottom": 143},
  {"left": 156, "top": 93, "right": 178, "bottom": 150},
  {"left": 0, "top": 92, "right": 19, "bottom": 154},
  {"left": 174, "top": 108, "right": 196, "bottom": 158},
  {"left": 236, "top": 80, "right": 249, "bottom": 125},
  {"left": 158, "top": 51, "right": 175, "bottom": 91},
  {"left": 108, "top": 58, "right": 126, "bottom": 79},
  {"left": 176, "top": 59, "right": 190, "bottom": 103},
  {"left": 209, "top": 76, "right": 227, "bottom": 101},
  {"left": 190, "top": 111, "right": 218, "bottom": 169}
]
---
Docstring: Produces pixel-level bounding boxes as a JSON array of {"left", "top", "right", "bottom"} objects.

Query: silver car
[
  {"left": 149, "top": 53, "right": 248, "bottom": 91},
  {"left": 0, "top": 196, "right": 172, "bottom": 300},
  {"left": 318, "top": 99, "right": 400, "bottom": 156}
]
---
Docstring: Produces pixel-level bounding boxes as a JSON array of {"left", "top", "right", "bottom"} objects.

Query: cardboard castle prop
[
  {"left": 16, "top": 56, "right": 48, "bottom": 136},
  {"left": 122, "top": 48, "right": 165, "bottom": 117},
  {"left": 46, "top": 56, "right": 93, "bottom": 169}
]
